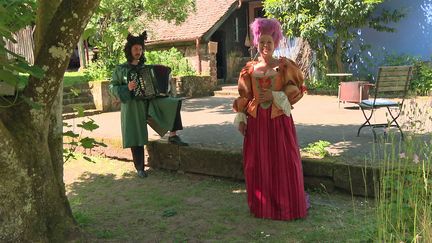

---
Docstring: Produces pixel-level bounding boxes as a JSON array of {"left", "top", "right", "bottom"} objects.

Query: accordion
[{"left": 129, "top": 64, "right": 171, "bottom": 99}]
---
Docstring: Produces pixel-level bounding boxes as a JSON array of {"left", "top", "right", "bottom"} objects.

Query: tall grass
[{"left": 375, "top": 99, "right": 432, "bottom": 242}]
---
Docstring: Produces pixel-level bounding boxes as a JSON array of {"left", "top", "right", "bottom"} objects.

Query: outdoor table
[
  {"left": 325, "top": 73, "right": 368, "bottom": 108},
  {"left": 325, "top": 73, "right": 353, "bottom": 77},
  {"left": 326, "top": 73, "right": 353, "bottom": 81}
]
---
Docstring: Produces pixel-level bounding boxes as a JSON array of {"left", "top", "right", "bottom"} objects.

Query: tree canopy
[
  {"left": 83, "top": 0, "right": 196, "bottom": 79},
  {"left": 264, "top": 0, "right": 405, "bottom": 75}
]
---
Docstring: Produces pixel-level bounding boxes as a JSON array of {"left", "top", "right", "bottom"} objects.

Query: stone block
[
  {"left": 89, "top": 80, "right": 120, "bottom": 112},
  {"left": 333, "top": 163, "right": 379, "bottom": 197},
  {"left": 176, "top": 76, "right": 216, "bottom": 97},
  {"left": 302, "top": 159, "right": 334, "bottom": 178},
  {"left": 146, "top": 141, "right": 180, "bottom": 170},
  {"left": 179, "top": 147, "right": 244, "bottom": 180},
  {"left": 304, "top": 176, "right": 335, "bottom": 193}
]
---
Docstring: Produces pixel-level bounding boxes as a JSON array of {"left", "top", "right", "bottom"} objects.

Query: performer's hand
[
  {"left": 238, "top": 122, "right": 246, "bottom": 136},
  {"left": 259, "top": 88, "right": 273, "bottom": 103},
  {"left": 128, "top": 80, "right": 137, "bottom": 91}
]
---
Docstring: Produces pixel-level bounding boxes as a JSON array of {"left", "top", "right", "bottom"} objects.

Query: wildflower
[
  {"left": 413, "top": 154, "right": 419, "bottom": 164},
  {"left": 399, "top": 153, "right": 406, "bottom": 159}
]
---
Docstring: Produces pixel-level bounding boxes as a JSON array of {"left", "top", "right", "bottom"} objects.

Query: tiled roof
[{"left": 146, "top": 0, "right": 239, "bottom": 44}]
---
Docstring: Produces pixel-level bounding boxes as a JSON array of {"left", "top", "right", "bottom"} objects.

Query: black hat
[
  {"left": 124, "top": 31, "right": 147, "bottom": 64},
  {"left": 126, "top": 31, "right": 147, "bottom": 47}
]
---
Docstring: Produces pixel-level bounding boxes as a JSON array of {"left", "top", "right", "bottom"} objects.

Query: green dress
[{"left": 109, "top": 63, "right": 180, "bottom": 148}]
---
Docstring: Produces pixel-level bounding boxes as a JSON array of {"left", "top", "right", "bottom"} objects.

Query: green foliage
[
  {"left": 381, "top": 53, "right": 432, "bottom": 95},
  {"left": 83, "top": 60, "right": 114, "bottom": 81},
  {"left": 63, "top": 115, "right": 107, "bottom": 163},
  {"left": 412, "top": 61, "right": 432, "bottom": 96},
  {"left": 145, "top": 48, "right": 196, "bottom": 77},
  {"left": 375, "top": 101, "right": 432, "bottom": 242},
  {"left": 305, "top": 77, "right": 339, "bottom": 91},
  {"left": 84, "top": 0, "right": 195, "bottom": 77},
  {"left": 0, "top": 0, "right": 43, "bottom": 90},
  {"left": 63, "top": 71, "right": 87, "bottom": 87},
  {"left": 264, "top": 0, "right": 404, "bottom": 75},
  {"left": 381, "top": 52, "right": 421, "bottom": 66},
  {"left": 303, "top": 140, "right": 331, "bottom": 157}
]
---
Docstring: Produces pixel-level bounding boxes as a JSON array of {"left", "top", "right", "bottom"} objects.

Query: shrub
[
  {"left": 381, "top": 53, "right": 432, "bottom": 95},
  {"left": 412, "top": 61, "right": 432, "bottom": 96},
  {"left": 145, "top": 47, "right": 196, "bottom": 77},
  {"left": 303, "top": 140, "right": 331, "bottom": 157}
]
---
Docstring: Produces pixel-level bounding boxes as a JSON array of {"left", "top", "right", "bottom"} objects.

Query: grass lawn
[
  {"left": 18, "top": 71, "right": 87, "bottom": 88},
  {"left": 66, "top": 155, "right": 376, "bottom": 242},
  {"left": 63, "top": 71, "right": 87, "bottom": 87}
]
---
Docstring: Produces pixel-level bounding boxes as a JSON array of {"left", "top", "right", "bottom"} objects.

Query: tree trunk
[
  {"left": 0, "top": 0, "right": 100, "bottom": 241},
  {"left": 335, "top": 36, "right": 344, "bottom": 82},
  {"left": 293, "top": 38, "right": 313, "bottom": 79}
]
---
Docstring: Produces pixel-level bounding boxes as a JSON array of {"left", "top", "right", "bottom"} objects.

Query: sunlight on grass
[
  {"left": 18, "top": 72, "right": 87, "bottom": 88},
  {"left": 231, "top": 189, "right": 246, "bottom": 194},
  {"left": 63, "top": 71, "right": 87, "bottom": 87},
  {"left": 65, "top": 155, "right": 376, "bottom": 241}
]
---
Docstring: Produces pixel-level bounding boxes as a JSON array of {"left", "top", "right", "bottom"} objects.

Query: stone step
[
  {"left": 81, "top": 137, "right": 379, "bottom": 197},
  {"left": 63, "top": 96, "right": 94, "bottom": 105},
  {"left": 63, "top": 90, "right": 92, "bottom": 99},
  {"left": 63, "top": 102, "right": 96, "bottom": 113},
  {"left": 145, "top": 141, "right": 378, "bottom": 197},
  {"left": 63, "top": 83, "right": 91, "bottom": 93},
  {"left": 62, "top": 109, "right": 103, "bottom": 120}
]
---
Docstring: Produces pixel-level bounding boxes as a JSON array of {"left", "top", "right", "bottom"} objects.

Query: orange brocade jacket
[{"left": 232, "top": 57, "right": 305, "bottom": 119}]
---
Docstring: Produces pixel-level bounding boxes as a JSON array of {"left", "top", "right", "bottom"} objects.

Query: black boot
[{"left": 168, "top": 135, "right": 188, "bottom": 146}]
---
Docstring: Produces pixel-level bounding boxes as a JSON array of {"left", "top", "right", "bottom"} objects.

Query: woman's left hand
[{"left": 259, "top": 88, "right": 273, "bottom": 103}]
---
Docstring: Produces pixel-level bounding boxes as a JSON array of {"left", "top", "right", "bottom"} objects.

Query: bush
[
  {"left": 303, "top": 140, "right": 331, "bottom": 157},
  {"left": 381, "top": 53, "right": 432, "bottom": 95},
  {"left": 83, "top": 55, "right": 123, "bottom": 81},
  {"left": 412, "top": 61, "right": 432, "bottom": 96},
  {"left": 145, "top": 48, "right": 196, "bottom": 77}
]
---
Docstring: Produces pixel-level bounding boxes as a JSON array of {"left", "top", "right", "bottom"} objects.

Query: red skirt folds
[{"left": 243, "top": 106, "right": 307, "bottom": 220}]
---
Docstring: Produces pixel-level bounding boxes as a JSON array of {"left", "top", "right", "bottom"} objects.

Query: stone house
[{"left": 145, "top": 0, "right": 266, "bottom": 84}]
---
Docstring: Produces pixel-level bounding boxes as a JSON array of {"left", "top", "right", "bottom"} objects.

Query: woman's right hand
[
  {"left": 128, "top": 80, "right": 137, "bottom": 91},
  {"left": 238, "top": 122, "right": 246, "bottom": 136}
]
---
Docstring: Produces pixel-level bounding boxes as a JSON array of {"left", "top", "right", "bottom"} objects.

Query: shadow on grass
[{"left": 66, "top": 164, "right": 376, "bottom": 242}]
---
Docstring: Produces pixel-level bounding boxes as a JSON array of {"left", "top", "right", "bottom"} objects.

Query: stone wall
[
  {"left": 171, "top": 75, "right": 216, "bottom": 98},
  {"left": 147, "top": 42, "right": 218, "bottom": 84},
  {"left": 89, "top": 81, "right": 120, "bottom": 112}
]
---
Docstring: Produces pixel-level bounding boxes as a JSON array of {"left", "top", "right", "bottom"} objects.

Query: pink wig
[{"left": 250, "top": 18, "right": 283, "bottom": 48}]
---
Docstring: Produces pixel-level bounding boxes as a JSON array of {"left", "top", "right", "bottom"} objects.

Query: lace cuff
[
  {"left": 272, "top": 91, "right": 291, "bottom": 116},
  {"left": 233, "top": 112, "right": 247, "bottom": 126}
]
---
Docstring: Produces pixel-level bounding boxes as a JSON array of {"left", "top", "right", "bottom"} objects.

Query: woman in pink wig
[{"left": 233, "top": 18, "right": 308, "bottom": 220}]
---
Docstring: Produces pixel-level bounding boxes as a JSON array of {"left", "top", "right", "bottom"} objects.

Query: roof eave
[
  {"left": 201, "top": 1, "right": 240, "bottom": 42},
  {"left": 146, "top": 38, "right": 197, "bottom": 46}
]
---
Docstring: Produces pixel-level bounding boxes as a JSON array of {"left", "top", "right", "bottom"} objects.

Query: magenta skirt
[{"left": 243, "top": 106, "right": 307, "bottom": 220}]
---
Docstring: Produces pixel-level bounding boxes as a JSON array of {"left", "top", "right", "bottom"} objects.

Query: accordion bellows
[{"left": 129, "top": 64, "right": 171, "bottom": 99}]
